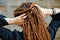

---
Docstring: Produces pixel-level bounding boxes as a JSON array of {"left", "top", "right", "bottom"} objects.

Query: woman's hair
[{"left": 14, "top": 2, "right": 50, "bottom": 40}]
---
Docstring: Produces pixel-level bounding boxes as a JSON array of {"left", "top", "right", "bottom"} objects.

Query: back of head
[{"left": 14, "top": 2, "right": 50, "bottom": 40}]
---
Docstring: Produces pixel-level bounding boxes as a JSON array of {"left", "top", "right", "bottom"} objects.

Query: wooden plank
[
  {"left": 51, "top": 6, "right": 60, "bottom": 8},
  {"left": 55, "top": 38, "right": 60, "bottom": 40},
  {"left": 55, "top": 0, "right": 60, "bottom": 2}
]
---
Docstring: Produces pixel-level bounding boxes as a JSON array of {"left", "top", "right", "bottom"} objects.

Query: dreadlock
[{"left": 14, "top": 2, "right": 50, "bottom": 40}]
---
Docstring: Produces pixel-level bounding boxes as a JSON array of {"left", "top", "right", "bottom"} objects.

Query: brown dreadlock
[{"left": 14, "top": 2, "right": 50, "bottom": 40}]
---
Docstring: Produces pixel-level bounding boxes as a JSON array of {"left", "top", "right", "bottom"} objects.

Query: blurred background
[{"left": 0, "top": 0, "right": 60, "bottom": 40}]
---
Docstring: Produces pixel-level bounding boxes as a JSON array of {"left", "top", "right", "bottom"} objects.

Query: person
[
  {"left": 0, "top": 14, "right": 26, "bottom": 40},
  {"left": 0, "top": 3, "right": 60, "bottom": 40},
  {"left": 35, "top": 5, "right": 60, "bottom": 40}
]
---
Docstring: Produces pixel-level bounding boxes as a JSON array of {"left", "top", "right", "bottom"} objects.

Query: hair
[{"left": 14, "top": 2, "right": 50, "bottom": 40}]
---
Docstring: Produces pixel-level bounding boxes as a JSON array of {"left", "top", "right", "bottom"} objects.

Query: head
[{"left": 14, "top": 2, "right": 50, "bottom": 40}]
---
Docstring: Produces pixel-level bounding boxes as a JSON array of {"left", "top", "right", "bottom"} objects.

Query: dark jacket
[{"left": 0, "top": 13, "right": 60, "bottom": 40}]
